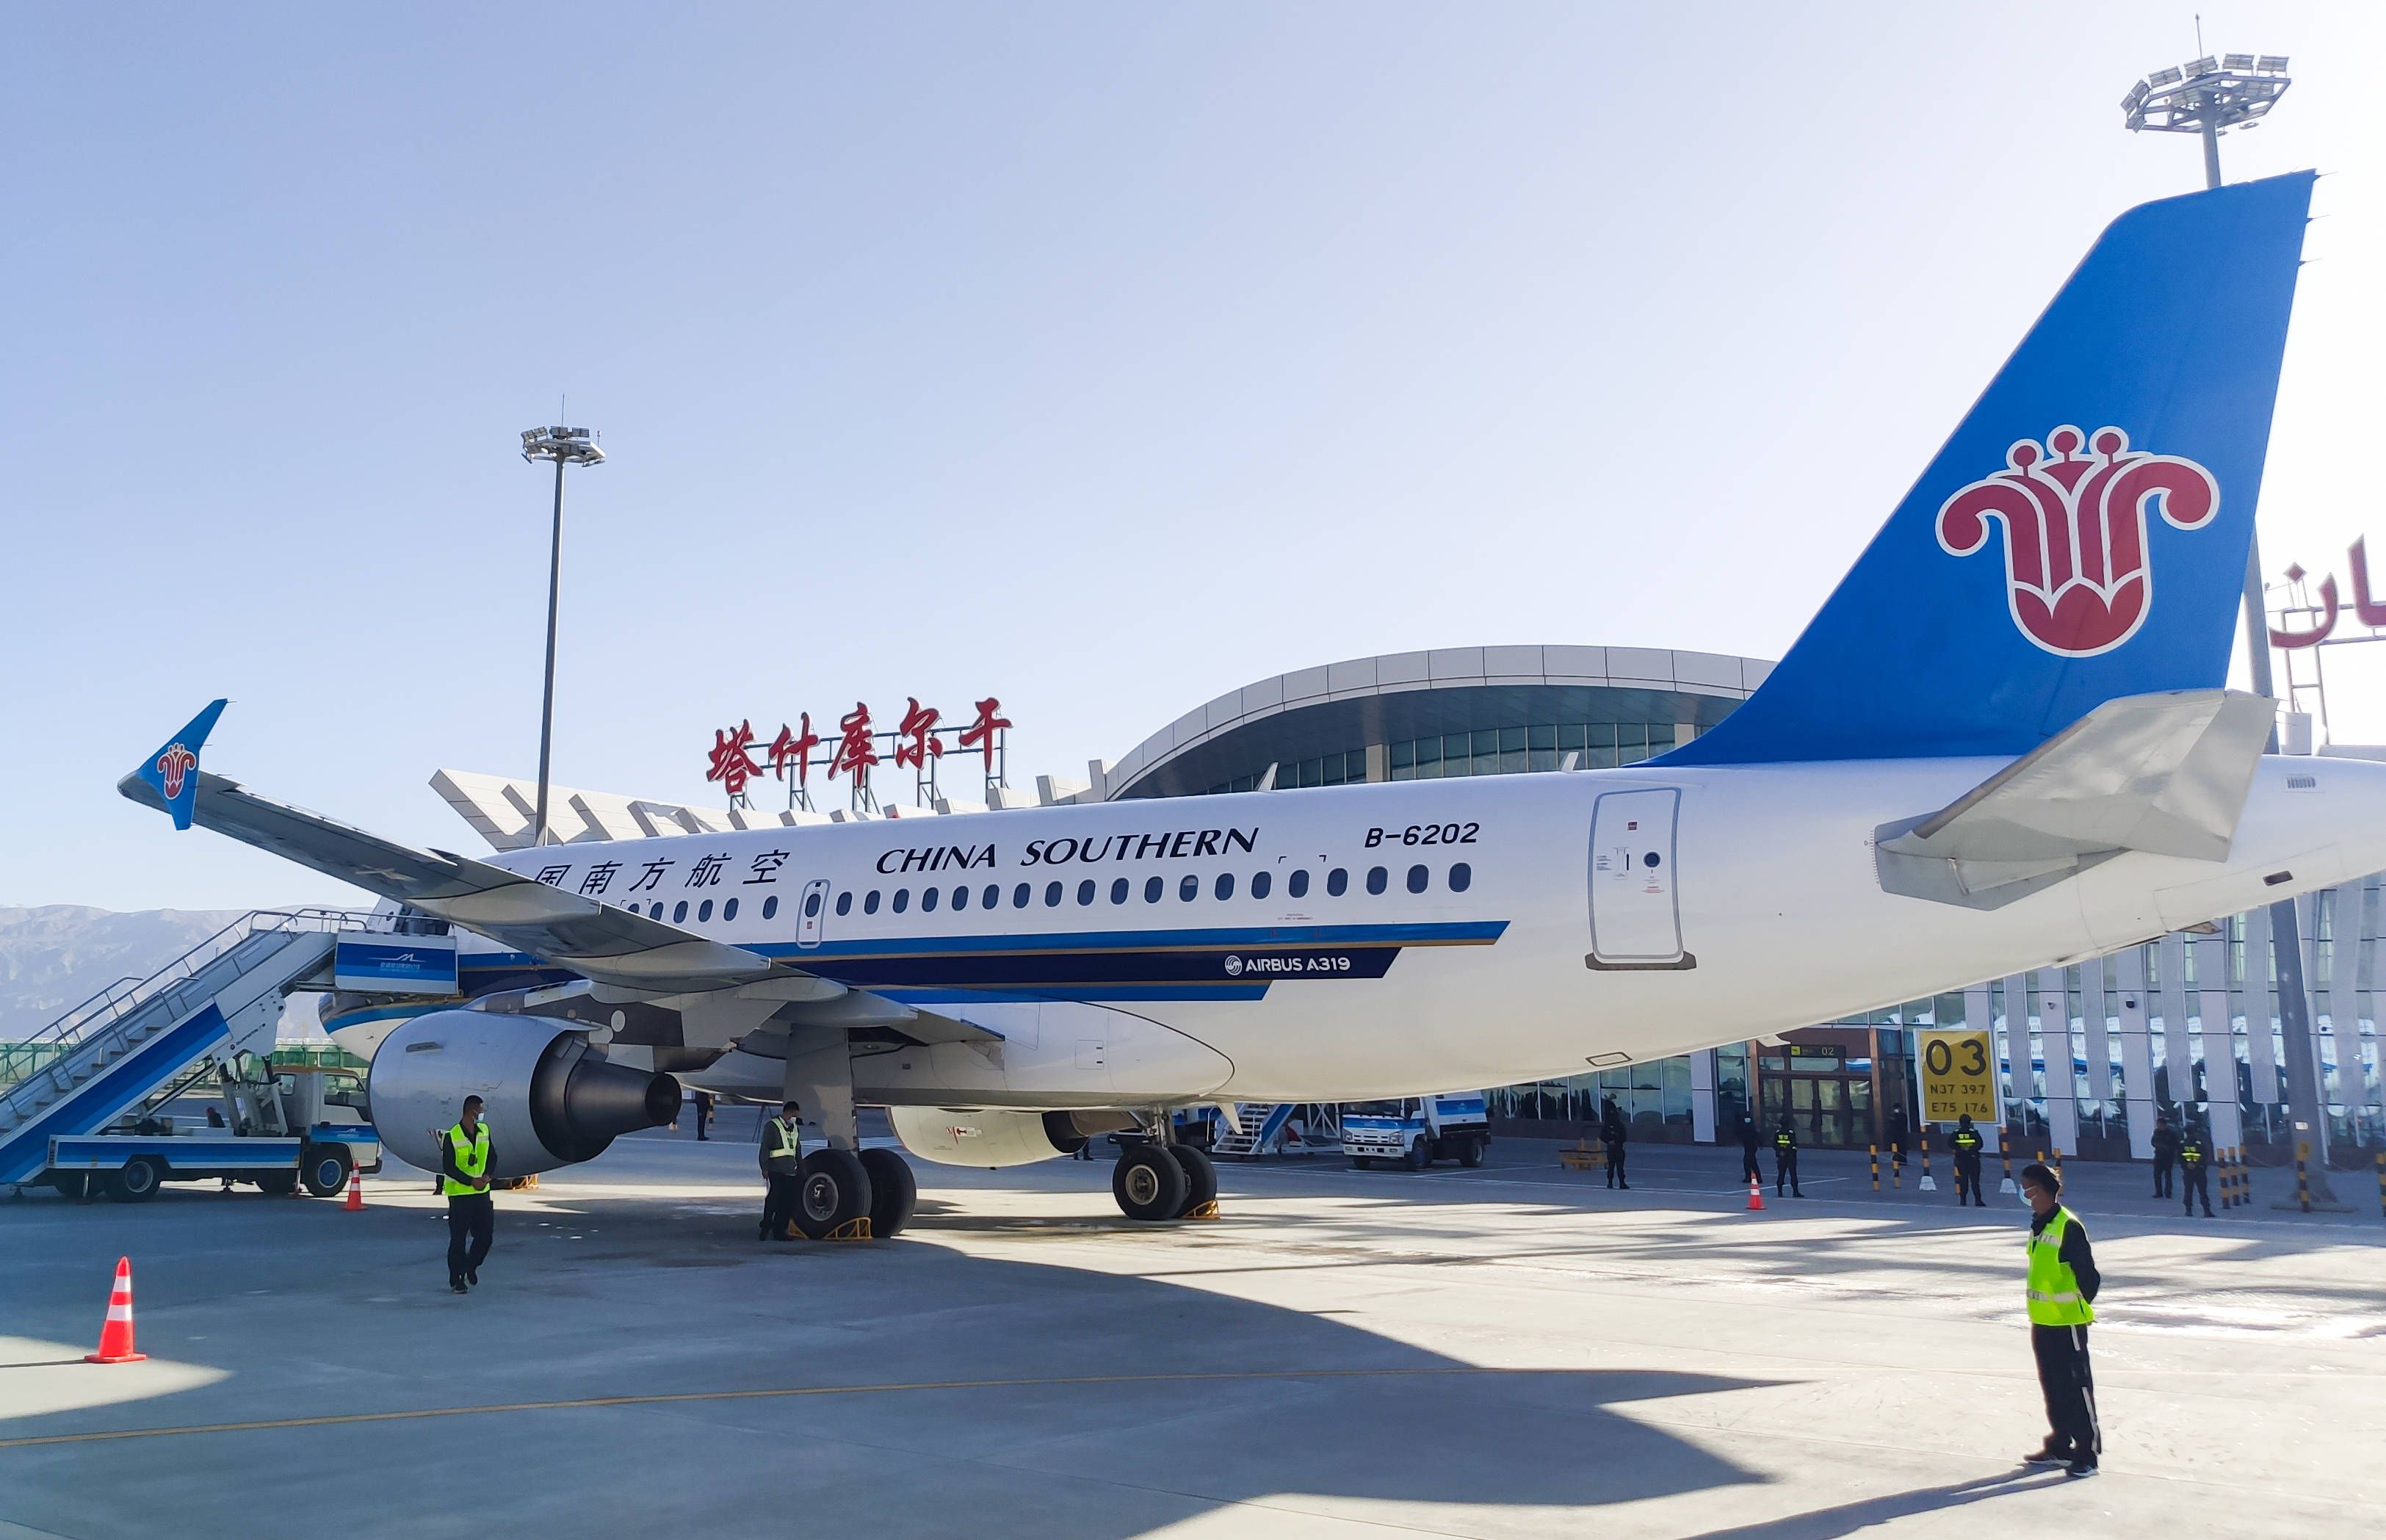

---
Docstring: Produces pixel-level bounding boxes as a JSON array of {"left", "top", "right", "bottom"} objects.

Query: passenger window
[
  {"left": 1145, "top": 875, "right": 1164, "bottom": 903},
  {"left": 1111, "top": 878, "right": 1129, "bottom": 904},
  {"left": 1179, "top": 874, "right": 1198, "bottom": 901},
  {"left": 765, "top": 895, "right": 781, "bottom": 920},
  {"left": 1013, "top": 883, "right": 1031, "bottom": 908},
  {"left": 1449, "top": 861, "right": 1472, "bottom": 892},
  {"left": 1044, "top": 881, "right": 1063, "bottom": 907},
  {"left": 1077, "top": 879, "right": 1096, "bottom": 905},
  {"left": 1406, "top": 864, "right": 1428, "bottom": 894},
  {"left": 951, "top": 884, "right": 969, "bottom": 911},
  {"left": 1288, "top": 870, "right": 1309, "bottom": 899},
  {"left": 1326, "top": 868, "right": 1348, "bottom": 897},
  {"left": 672, "top": 900, "right": 689, "bottom": 923},
  {"left": 803, "top": 891, "right": 821, "bottom": 917},
  {"left": 892, "top": 889, "right": 909, "bottom": 914},
  {"left": 921, "top": 887, "right": 939, "bottom": 913},
  {"left": 1215, "top": 872, "right": 1234, "bottom": 900},
  {"left": 864, "top": 890, "right": 881, "bottom": 915},
  {"left": 698, "top": 899, "right": 714, "bottom": 922},
  {"left": 834, "top": 892, "right": 851, "bottom": 916},
  {"left": 1251, "top": 871, "right": 1271, "bottom": 900},
  {"left": 723, "top": 897, "right": 740, "bottom": 922},
  {"left": 983, "top": 883, "right": 999, "bottom": 910},
  {"left": 1366, "top": 867, "right": 1387, "bottom": 895}
]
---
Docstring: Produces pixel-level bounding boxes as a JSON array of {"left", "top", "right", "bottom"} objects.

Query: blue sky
[{"left": 4, "top": 4, "right": 2381, "bottom": 911}]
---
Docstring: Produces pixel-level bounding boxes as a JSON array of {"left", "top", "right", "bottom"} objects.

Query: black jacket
[
  {"left": 2029, "top": 1207, "right": 2102, "bottom": 1304},
  {"left": 439, "top": 1126, "right": 491, "bottom": 1191},
  {"left": 2151, "top": 1124, "right": 2182, "bottom": 1159},
  {"left": 1736, "top": 1121, "right": 1762, "bottom": 1153}
]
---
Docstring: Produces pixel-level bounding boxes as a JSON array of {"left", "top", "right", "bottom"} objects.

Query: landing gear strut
[{"left": 1110, "top": 1134, "right": 1218, "bottom": 1221}]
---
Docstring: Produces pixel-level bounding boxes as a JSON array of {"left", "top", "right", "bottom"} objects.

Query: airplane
[{"left": 124, "top": 169, "right": 2382, "bottom": 1239}]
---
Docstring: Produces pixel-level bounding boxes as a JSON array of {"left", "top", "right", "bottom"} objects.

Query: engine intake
[{"left": 368, "top": 1009, "right": 681, "bottom": 1178}]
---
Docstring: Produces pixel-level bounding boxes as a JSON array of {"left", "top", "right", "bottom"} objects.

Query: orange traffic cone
[
  {"left": 84, "top": 1257, "right": 147, "bottom": 1364},
  {"left": 1746, "top": 1176, "right": 1765, "bottom": 1212},
  {"left": 344, "top": 1169, "right": 364, "bottom": 1211}
]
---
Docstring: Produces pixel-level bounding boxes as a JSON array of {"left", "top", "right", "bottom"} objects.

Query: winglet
[{"left": 130, "top": 699, "right": 228, "bottom": 831}]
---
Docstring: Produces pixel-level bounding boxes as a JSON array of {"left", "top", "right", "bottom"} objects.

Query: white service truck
[{"left": 1341, "top": 1093, "right": 1489, "bottom": 1170}]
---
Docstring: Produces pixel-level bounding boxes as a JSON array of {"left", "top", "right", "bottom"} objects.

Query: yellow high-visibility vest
[
  {"left": 767, "top": 1118, "right": 801, "bottom": 1162},
  {"left": 2025, "top": 1206, "right": 2094, "bottom": 1326},
  {"left": 441, "top": 1123, "right": 491, "bottom": 1198}
]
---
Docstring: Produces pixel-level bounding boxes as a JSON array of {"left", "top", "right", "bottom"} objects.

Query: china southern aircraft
[{"left": 126, "top": 170, "right": 2382, "bottom": 1238}]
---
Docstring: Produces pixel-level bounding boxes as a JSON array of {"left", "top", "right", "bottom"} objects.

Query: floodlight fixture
[
  {"left": 518, "top": 422, "right": 607, "bottom": 847},
  {"left": 2121, "top": 50, "right": 2291, "bottom": 189},
  {"left": 520, "top": 424, "right": 606, "bottom": 467}
]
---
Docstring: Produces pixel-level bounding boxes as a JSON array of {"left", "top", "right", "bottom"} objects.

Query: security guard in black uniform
[
  {"left": 1951, "top": 1113, "right": 1987, "bottom": 1207},
  {"left": 1772, "top": 1116, "right": 1802, "bottom": 1197},
  {"left": 441, "top": 1096, "right": 494, "bottom": 1294},
  {"left": 760, "top": 1100, "right": 804, "bottom": 1240},
  {"left": 1736, "top": 1114, "right": 1763, "bottom": 1186},
  {"left": 2177, "top": 1127, "right": 2214, "bottom": 1218}
]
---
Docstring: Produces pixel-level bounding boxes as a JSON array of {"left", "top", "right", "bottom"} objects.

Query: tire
[
  {"left": 859, "top": 1148, "right": 917, "bottom": 1238},
  {"left": 792, "top": 1149, "right": 873, "bottom": 1239},
  {"left": 110, "top": 1157, "right": 164, "bottom": 1204},
  {"left": 1350, "top": 1156, "right": 1375, "bottom": 1170},
  {"left": 256, "top": 1170, "right": 299, "bottom": 1197},
  {"left": 1458, "top": 1137, "right": 1486, "bottom": 1169},
  {"left": 1168, "top": 1146, "right": 1218, "bottom": 1215},
  {"left": 300, "top": 1146, "right": 352, "bottom": 1199},
  {"left": 1112, "top": 1144, "right": 1189, "bottom": 1221},
  {"left": 1403, "top": 1138, "right": 1431, "bottom": 1171}
]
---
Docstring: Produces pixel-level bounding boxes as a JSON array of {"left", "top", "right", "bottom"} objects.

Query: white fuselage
[{"left": 355, "top": 755, "right": 2386, "bottom": 1112}]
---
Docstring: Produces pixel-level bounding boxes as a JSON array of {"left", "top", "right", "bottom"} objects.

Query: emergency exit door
[{"left": 1588, "top": 788, "right": 1688, "bottom": 969}]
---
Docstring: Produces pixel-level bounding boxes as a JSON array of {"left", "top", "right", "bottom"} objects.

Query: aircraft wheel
[
  {"left": 792, "top": 1149, "right": 873, "bottom": 1239},
  {"left": 1168, "top": 1146, "right": 1217, "bottom": 1215},
  {"left": 1113, "top": 1145, "right": 1188, "bottom": 1221},
  {"left": 860, "top": 1148, "right": 917, "bottom": 1238}
]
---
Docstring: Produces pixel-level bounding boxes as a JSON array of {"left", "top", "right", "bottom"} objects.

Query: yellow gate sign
[{"left": 1916, "top": 1029, "right": 1998, "bottom": 1124}]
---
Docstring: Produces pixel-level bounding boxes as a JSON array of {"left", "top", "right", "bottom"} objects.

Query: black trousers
[
  {"left": 1774, "top": 1149, "right": 1800, "bottom": 1194},
  {"left": 1953, "top": 1155, "right": 1985, "bottom": 1206},
  {"left": 1603, "top": 1143, "right": 1627, "bottom": 1187},
  {"left": 762, "top": 1172, "right": 799, "bottom": 1235},
  {"left": 446, "top": 1194, "right": 494, "bottom": 1284},
  {"left": 1740, "top": 1148, "right": 1763, "bottom": 1183},
  {"left": 2031, "top": 1323, "right": 2100, "bottom": 1460},
  {"left": 2182, "top": 1164, "right": 2211, "bottom": 1214},
  {"left": 2152, "top": 1154, "right": 2174, "bottom": 1196}
]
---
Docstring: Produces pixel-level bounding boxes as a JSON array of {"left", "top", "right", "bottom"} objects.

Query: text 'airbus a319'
[{"left": 126, "top": 170, "right": 2384, "bottom": 1235}]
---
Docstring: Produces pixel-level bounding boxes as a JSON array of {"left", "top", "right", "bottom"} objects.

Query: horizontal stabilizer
[{"left": 1875, "top": 690, "right": 2272, "bottom": 908}]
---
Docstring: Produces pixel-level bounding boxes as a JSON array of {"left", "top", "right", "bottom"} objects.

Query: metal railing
[{"left": 0, "top": 908, "right": 372, "bottom": 1092}]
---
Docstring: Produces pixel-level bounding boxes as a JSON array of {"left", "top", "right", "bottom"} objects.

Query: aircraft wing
[
  {"left": 1874, "top": 689, "right": 2273, "bottom": 909},
  {"left": 120, "top": 766, "right": 781, "bottom": 991}
]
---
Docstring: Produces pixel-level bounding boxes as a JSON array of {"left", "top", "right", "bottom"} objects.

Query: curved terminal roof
[{"left": 1108, "top": 646, "right": 1774, "bottom": 800}]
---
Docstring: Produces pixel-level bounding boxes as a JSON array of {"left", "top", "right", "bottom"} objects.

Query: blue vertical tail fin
[
  {"left": 131, "top": 699, "right": 228, "bottom": 830},
  {"left": 1664, "top": 171, "right": 2313, "bottom": 766}
]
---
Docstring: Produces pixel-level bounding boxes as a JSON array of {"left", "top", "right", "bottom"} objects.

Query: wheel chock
[
  {"left": 826, "top": 1217, "right": 874, "bottom": 1243},
  {"left": 1183, "top": 1199, "right": 1221, "bottom": 1221}
]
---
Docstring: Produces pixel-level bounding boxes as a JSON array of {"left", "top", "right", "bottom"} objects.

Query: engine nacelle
[
  {"left": 887, "top": 1107, "right": 1135, "bottom": 1168},
  {"left": 368, "top": 1009, "right": 681, "bottom": 1179}
]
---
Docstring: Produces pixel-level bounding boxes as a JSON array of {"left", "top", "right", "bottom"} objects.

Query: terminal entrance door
[
  {"left": 1759, "top": 1046, "right": 1874, "bottom": 1148},
  {"left": 1587, "top": 789, "right": 1685, "bottom": 968}
]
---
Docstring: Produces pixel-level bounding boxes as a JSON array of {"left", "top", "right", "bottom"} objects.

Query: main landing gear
[
  {"left": 1110, "top": 1141, "right": 1217, "bottom": 1222},
  {"left": 787, "top": 1147, "right": 919, "bottom": 1240}
]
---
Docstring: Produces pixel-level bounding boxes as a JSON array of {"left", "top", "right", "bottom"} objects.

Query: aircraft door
[
  {"left": 1588, "top": 788, "right": 1688, "bottom": 969},
  {"left": 795, "top": 878, "right": 831, "bottom": 949}
]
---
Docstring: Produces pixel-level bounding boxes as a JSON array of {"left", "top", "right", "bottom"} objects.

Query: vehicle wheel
[
  {"left": 1350, "top": 1156, "right": 1375, "bottom": 1170},
  {"left": 1112, "top": 1144, "right": 1189, "bottom": 1221},
  {"left": 256, "top": 1170, "right": 299, "bottom": 1197},
  {"left": 1168, "top": 1145, "right": 1218, "bottom": 1215},
  {"left": 1403, "top": 1138, "right": 1431, "bottom": 1171},
  {"left": 110, "top": 1157, "right": 164, "bottom": 1204},
  {"left": 1458, "top": 1137, "right": 1486, "bottom": 1169},
  {"left": 792, "top": 1149, "right": 873, "bottom": 1239},
  {"left": 300, "top": 1146, "right": 352, "bottom": 1199},
  {"left": 859, "top": 1148, "right": 917, "bottom": 1238}
]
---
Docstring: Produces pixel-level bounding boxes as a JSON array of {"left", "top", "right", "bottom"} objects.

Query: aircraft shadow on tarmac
[{"left": 2, "top": 1191, "right": 1786, "bottom": 1533}]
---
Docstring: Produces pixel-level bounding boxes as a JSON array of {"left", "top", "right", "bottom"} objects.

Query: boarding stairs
[
  {"left": 0, "top": 908, "right": 369, "bottom": 1187},
  {"left": 1210, "top": 1102, "right": 1339, "bottom": 1158}
]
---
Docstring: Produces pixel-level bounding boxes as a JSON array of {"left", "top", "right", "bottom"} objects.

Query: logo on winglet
[
  {"left": 156, "top": 743, "right": 196, "bottom": 800},
  {"left": 1937, "top": 425, "right": 2219, "bottom": 658}
]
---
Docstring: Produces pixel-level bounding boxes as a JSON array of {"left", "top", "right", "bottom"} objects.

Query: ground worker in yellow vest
[
  {"left": 2177, "top": 1128, "right": 2214, "bottom": 1218},
  {"left": 441, "top": 1096, "right": 494, "bottom": 1295},
  {"left": 759, "top": 1099, "right": 803, "bottom": 1241},
  {"left": 1950, "top": 1114, "right": 1986, "bottom": 1207},
  {"left": 2019, "top": 1161, "right": 2102, "bottom": 1478}
]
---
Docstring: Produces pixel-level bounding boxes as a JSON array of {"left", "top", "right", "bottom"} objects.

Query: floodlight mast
[
  {"left": 2121, "top": 51, "right": 2341, "bottom": 1199},
  {"left": 518, "top": 425, "right": 605, "bottom": 850}
]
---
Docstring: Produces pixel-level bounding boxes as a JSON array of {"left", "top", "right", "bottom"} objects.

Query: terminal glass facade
[{"left": 1391, "top": 722, "right": 1674, "bottom": 778}]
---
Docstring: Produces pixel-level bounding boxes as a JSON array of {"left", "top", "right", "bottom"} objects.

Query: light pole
[
  {"left": 518, "top": 424, "right": 605, "bottom": 850},
  {"left": 2121, "top": 51, "right": 2341, "bottom": 1200}
]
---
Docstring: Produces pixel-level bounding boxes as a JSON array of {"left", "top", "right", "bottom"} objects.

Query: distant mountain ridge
[{"left": 0, "top": 904, "right": 262, "bottom": 1040}]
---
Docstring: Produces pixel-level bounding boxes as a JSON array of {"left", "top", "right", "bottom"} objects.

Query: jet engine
[
  {"left": 888, "top": 1107, "right": 1136, "bottom": 1168},
  {"left": 368, "top": 1009, "right": 682, "bottom": 1179}
]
